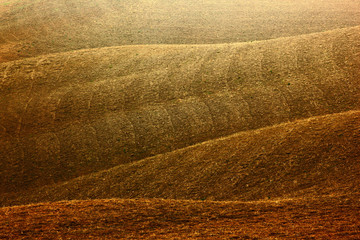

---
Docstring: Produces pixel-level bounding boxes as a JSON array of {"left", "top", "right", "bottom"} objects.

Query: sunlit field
[{"left": 1, "top": 0, "right": 359, "bottom": 238}]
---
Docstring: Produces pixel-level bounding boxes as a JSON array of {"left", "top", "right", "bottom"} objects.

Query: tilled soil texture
[
  {"left": 1, "top": 195, "right": 360, "bottom": 239},
  {"left": 1, "top": 0, "right": 360, "bottom": 62}
]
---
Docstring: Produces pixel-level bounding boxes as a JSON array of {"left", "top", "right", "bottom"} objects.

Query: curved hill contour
[
  {"left": 1, "top": 26, "right": 360, "bottom": 194},
  {"left": 2, "top": 110, "right": 359, "bottom": 206},
  {"left": 1, "top": 1, "right": 359, "bottom": 238},
  {"left": 1, "top": 0, "right": 360, "bottom": 62}
]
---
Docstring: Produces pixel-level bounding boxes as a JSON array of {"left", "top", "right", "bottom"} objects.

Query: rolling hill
[
  {"left": 1, "top": 26, "right": 360, "bottom": 194},
  {"left": 2, "top": 110, "right": 359, "bottom": 206},
  {"left": 1, "top": 0, "right": 360, "bottom": 62},
  {"left": 1, "top": 0, "right": 360, "bottom": 238}
]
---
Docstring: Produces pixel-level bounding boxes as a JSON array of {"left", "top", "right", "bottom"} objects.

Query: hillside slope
[
  {"left": 1, "top": 0, "right": 360, "bottom": 62},
  {"left": 1, "top": 194, "right": 360, "bottom": 239},
  {"left": 1, "top": 26, "right": 360, "bottom": 194},
  {"left": 2, "top": 110, "right": 359, "bottom": 206}
]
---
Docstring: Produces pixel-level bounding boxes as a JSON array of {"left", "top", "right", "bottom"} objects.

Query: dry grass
[
  {"left": 1, "top": 26, "right": 360, "bottom": 194},
  {"left": 1, "top": 195, "right": 360, "bottom": 239},
  {"left": 2, "top": 110, "right": 359, "bottom": 206},
  {"left": 1, "top": 0, "right": 360, "bottom": 62},
  {"left": 1, "top": 1, "right": 360, "bottom": 238}
]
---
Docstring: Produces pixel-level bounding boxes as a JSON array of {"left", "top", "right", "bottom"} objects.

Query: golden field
[{"left": 1, "top": 0, "right": 359, "bottom": 238}]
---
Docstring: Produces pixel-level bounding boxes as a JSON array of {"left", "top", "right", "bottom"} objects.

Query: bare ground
[{"left": 1, "top": 195, "right": 360, "bottom": 239}]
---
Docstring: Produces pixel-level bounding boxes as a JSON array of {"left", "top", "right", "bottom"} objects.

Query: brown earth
[
  {"left": 1, "top": 0, "right": 360, "bottom": 62},
  {"left": 1, "top": 26, "right": 360, "bottom": 194},
  {"left": 1, "top": 195, "right": 360, "bottom": 239}
]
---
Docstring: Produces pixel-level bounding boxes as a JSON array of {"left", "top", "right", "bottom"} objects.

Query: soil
[{"left": 1, "top": 195, "right": 360, "bottom": 239}]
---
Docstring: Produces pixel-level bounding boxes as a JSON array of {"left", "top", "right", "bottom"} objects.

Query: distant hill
[
  {"left": 1, "top": 0, "right": 360, "bottom": 62},
  {"left": 1, "top": 26, "right": 359, "bottom": 194},
  {"left": 2, "top": 110, "right": 359, "bottom": 206}
]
